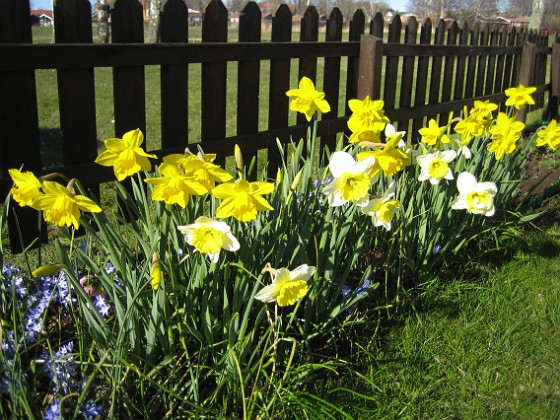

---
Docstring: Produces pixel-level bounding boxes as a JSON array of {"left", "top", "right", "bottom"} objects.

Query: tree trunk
[
  {"left": 529, "top": 0, "right": 544, "bottom": 30},
  {"left": 145, "top": 0, "right": 161, "bottom": 43}
]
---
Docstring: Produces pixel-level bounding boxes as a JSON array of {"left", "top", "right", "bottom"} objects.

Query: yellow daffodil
[
  {"left": 150, "top": 252, "right": 163, "bottom": 291},
  {"left": 322, "top": 151, "right": 376, "bottom": 207},
  {"left": 453, "top": 114, "right": 486, "bottom": 146},
  {"left": 470, "top": 100, "right": 498, "bottom": 120},
  {"left": 95, "top": 129, "right": 157, "bottom": 181},
  {"left": 536, "top": 119, "right": 560, "bottom": 151},
  {"left": 212, "top": 179, "right": 274, "bottom": 222},
  {"left": 286, "top": 76, "right": 330, "bottom": 121},
  {"left": 8, "top": 168, "right": 42, "bottom": 207},
  {"left": 177, "top": 216, "right": 240, "bottom": 263},
  {"left": 163, "top": 153, "right": 232, "bottom": 192},
  {"left": 451, "top": 172, "right": 497, "bottom": 216},
  {"left": 505, "top": 84, "right": 536, "bottom": 110},
  {"left": 419, "top": 119, "right": 451, "bottom": 149},
  {"left": 361, "top": 182, "right": 401, "bottom": 231},
  {"left": 255, "top": 264, "right": 315, "bottom": 307},
  {"left": 31, "top": 180, "right": 102, "bottom": 229},
  {"left": 145, "top": 163, "right": 208, "bottom": 208},
  {"left": 358, "top": 135, "right": 411, "bottom": 178},
  {"left": 488, "top": 112, "right": 525, "bottom": 160},
  {"left": 32, "top": 263, "right": 67, "bottom": 277},
  {"left": 347, "top": 96, "right": 390, "bottom": 127},
  {"left": 347, "top": 117, "right": 385, "bottom": 145},
  {"left": 417, "top": 150, "right": 457, "bottom": 185}
]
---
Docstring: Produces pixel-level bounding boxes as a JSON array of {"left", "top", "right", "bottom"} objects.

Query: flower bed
[{"left": 1, "top": 80, "right": 559, "bottom": 418}]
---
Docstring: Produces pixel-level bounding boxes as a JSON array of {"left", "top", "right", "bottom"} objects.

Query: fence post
[
  {"left": 357, "top": 35, "right": 383, "bottom": 100},
  {"left": 518, "top": 41, "right": 537, "bottom": 122},
  {"left": 545, "top": 42, "right": 560, "bottom": 121}
]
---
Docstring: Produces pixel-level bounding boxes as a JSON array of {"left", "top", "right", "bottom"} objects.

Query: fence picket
[
  {"left": 322, "top": 8, "right": 343, "bottom": 151},
  {"left": 0, "top": 0, "right": 45, "bottom": 252},
  {"left": 453, "top": 21, "right": 470, "bottom": 101},
  {"left": 160, "top": 0, "right": 189, "bottom": 149},
  {"left": 383, "top": 14, "right": 402, "bottom": 114},
  {"left": 440, "top": 21, "right": 458, "bottom": 125},
  {"left": 237, "top": 1, "right": 261, "bottom": 179},
  {"left": 397, "top": 16, "right": 417, "bottom": 133},
  {"left": 429, "top": 19, "right": 446, "bottom": 121},
  {"left": 494, "top": 26, "right": 508, "bottom": 94},
  {"left": 465, "top": 23, "right": 480, "bottom": 99},
  {"left": 202, "top": 0, "right": 228, "bottom": 159},
  {"left": 267, "top": 4, "right": 292, "bottom": 179},
  {"left": 298, "top": 6, "right": 319, "bottom": 126},
  {"left": 346, "top": 9, "right": 365, "bottom": 114},
  {"left": 411, "top": 18, "right": 432, "bottom": 142}
]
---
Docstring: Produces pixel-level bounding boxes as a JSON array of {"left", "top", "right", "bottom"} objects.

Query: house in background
[{"left": 30, "top": 10, "right": 53, "bottom": 26}]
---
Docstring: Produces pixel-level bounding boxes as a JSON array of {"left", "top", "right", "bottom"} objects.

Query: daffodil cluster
[{"left": 8, "top": 169, "right": 102, "bottom": 229}]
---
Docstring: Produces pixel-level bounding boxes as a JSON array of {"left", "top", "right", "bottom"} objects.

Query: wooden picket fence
[{"left": 0, "top": 0, "right": 558, "bottom": 252}]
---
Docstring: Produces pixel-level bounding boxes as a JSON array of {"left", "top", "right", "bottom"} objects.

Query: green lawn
[{"left": 314, "top": 224, "right": 560, "bottom": 418}]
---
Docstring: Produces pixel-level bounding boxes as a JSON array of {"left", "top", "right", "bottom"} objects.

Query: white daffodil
[
  {"left": 255, "top": 264, "right": 316, "bottom": 307},
  {"left": 322, "top": 151, "right": 376, "bottom": 207},
  {"left": 177, "top": 216, "right": 240, "bottom": 263},
  {"left": 417, "top": 150, "right": 457, "bottom": 185},
  {"left": 384, "top": 123, "right": 406, "bottom": 146},
  {"left": 361, "top": 182, "right": 401, "bottom": 230},
  {"left": 451, "top": 172, "right": 497, "bottom": 216}
]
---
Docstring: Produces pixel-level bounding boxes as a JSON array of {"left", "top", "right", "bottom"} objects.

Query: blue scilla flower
[
  {"left": 2, "top": 263, "right": 28, "bottom": 299},
  {"left": 24, "top": 294, "right": 49, "bottom": 342},
  {"left": 432, "top": 244, "right": 442, "bottom": 255},
  {"left": 324, "top": 176, "right": 333, "bottom": 185},
  {"left": 93, "top": 295, "right": 110, "bottom": 318},
  {"left": 341, "top": 279, "right": 371, "bottom": 300},
  {"left": 104, "top": 262, "right": 116, "bottom": 276},
  {"left": 81, "top": 400, "right": 103, "bottom": 420},
  {"left": 312, "top": 178, "right": 321, "bottom": 188},
  {"left": 44, "top": 398, "right": 61, "bottom": 420},
  {"left": 43, "top": 342, "right": 78, "bottom": 394}
]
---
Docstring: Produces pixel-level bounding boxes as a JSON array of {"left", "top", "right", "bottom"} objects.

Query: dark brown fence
[{"left": 0, "top": 0, "right": 558, "bottom": 253}]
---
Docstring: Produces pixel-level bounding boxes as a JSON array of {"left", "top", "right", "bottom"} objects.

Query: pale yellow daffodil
[
  {"left": 178, "top": 216, "right": 240, "bottom": 263},
  {"left": 451, "top": 172, "right": 497, "bottom": 216},
  {"left": 255, "top": 264, "right": 315, "bottom": 307}
]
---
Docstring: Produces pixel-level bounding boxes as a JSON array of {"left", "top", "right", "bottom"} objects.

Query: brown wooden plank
[
  {"left": 346, "top": 9, "right": 365, "bottom": 114},
  {"left": 357, "top": 35, "right": 383, "bottom": 100},
  {"left": 0, "top": 0, "right": 46, "bottom": 252},
  {"left": 237, "top": 1, "right": 261, "bottom": 180},
  {"left": 510, "top": 28, "right": 525, "bottom": 87},
  {"left": 397, "top": 16, "right": 417, "bottom": 132},
  {"left": 297, "top": 6, "right": 319, "bottom": 126},
  {"left": 160, "top": 0, "right": 189, "bottom": 149},
  {"left": 453, "top": 21, "right": 470, "bottom": 101},
  {"left": 267, "top": 4, "right": 292, "bottom": 179},
  {"left": 411, "top": 18, "right": 432, "bottom": 143},
  {"left": 383, "top": 14, "right": 402, "bottom": 112},
  {"left": 112, "top": 0, "right": 146, "bottom": 138},
  {"left": 322, "top": 7, "right": 343, "bottom": 151},
  {"left": 202, "top": 0, "right": 228, "bottom": 151}
]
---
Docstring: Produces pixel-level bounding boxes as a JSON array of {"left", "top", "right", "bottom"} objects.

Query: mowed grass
[{"left": 316, "top": 225, "right": 560, "bottom": 418}]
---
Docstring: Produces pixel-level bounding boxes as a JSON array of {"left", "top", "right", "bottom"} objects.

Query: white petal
[
  {"left": 441, "top": 150, "right": 457, "bottom": 162},
  {"left": 289, "top": 264, "right": 316, "bottom": 281},
  {"left": 329, "top": 151, "right": 356, "bottom": 178},
  {"left": 456, "top": 172, "right": 477, "bottom": 194},
  {"left": 451, "top": 195, "right": 467, "bottom": 210},
  {"left": 323, "top": 182, "right": 346, "bottom": 207},
  {"left": 352, "top": 155, "right": 376, "bottom": 175},
  {"left": 477, "top": 182, "right": 498, "bottom": 196},
  {"left": 208, "top": 252, "right": 220, "bottom": 263},
  {"left": 444, "top": 169, "right": 454, "bottom": 180},
  {"left": 222, "top": 232, "right": 240, "bottom": 252},
  {"left": 254, "top": 285, "right": 276, "bottom": 303}
]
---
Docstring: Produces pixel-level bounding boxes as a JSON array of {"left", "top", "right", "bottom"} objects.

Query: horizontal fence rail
[{"left": 0, "top": 0, "right": 558, "bottom": 253}]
